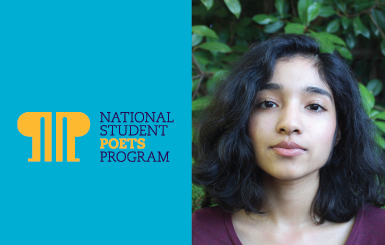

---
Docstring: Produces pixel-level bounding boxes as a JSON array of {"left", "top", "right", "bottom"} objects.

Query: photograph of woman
[{"left": 192, "top": 33, "right": 385, "bottom": 244}]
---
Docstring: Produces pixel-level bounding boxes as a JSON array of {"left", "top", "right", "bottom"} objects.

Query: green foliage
[
  {"left": 198, "top": 42, "right": 232, "bottom": 52},
  {"left": 275, "top": 0, "right": 289, "bottom": 17},
  {"left": 224, "top": 0, "right": 242, "bottom": 19},
  {"left": 192, "top": 96, "right": 211, "bottom": 111},
  {"left": 200, "top": 0, "right": 213, "bottom": 10},
  {"left": 192, "top": 0, "right": 385, "bottom": 213},
  {"left": 326, "top": 19, "right": 340, "bottom": 33},
  {"left": 264, "top": 21, "right": 285, "bottom": 33},
  {"left": 285, "top": 23, "right": 306, "bottom": 34},
  {"left": 192, "top": 183, "right": 205, "bottom": 212},
  {"left": 381, "top": 40, "right": 385, "bottom": 56},
  {"left": 319, "top": 6, "right": 335, "bottom": 17},
  {"left": 252, "top": 14, "right": 279, "bottom": 25},
  {"left": 359, "top": 83, "right": 375, "bottom": 114},
  {"left": 307, "top": 2, "right": 321, "bottom": 23},
  {"left": 192, "top": 25, "right": 218, "bottom": 39},
  {"left": 298, "top": 0, "right": 313, "bottom": 24},
  {"left": 353, "top": 17, "right": 370, "bottom": 38},
  {"left": 367, "top": 79, "right": 383, "bottom": 96}
]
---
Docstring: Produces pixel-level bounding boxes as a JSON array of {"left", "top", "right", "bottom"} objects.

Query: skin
[{"left": 232, "top": 56, "right": 353, "bottom": 245}]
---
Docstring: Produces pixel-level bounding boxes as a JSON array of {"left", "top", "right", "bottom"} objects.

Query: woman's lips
[
  {"left": 270, "top": 141, "right": 307, "bottom": 157},
  {"left": 271, "top": 147, "right": 306, "bottom": 157}
]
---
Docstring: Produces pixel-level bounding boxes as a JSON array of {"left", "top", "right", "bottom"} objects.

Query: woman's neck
[{"left": 260, "top": 170, "right": 320, "bottom": 228}]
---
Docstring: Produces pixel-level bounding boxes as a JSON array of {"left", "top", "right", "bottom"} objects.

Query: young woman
[{"left": 192, "top": 34, "right": 385, "bottom": 245}]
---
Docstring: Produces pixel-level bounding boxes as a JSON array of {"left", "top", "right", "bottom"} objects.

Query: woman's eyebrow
[
  {"left": 260, "top": 83, "right": 283, "bottom": 91},
  {"left": 303, "top": 86, "right": 333, "bottom": 101},
  {"left": 260, "top": 83, "right": 333, "bottom": 102}
]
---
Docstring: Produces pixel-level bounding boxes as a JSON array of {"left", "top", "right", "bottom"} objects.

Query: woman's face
[{"left": 248, "top": 56, "right": 337, "bottom": 180}]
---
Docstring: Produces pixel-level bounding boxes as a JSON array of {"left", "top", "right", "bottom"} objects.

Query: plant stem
[
  {"left": 192, "top": 75, "right": 204, "bottom": 100},
  {"left": 192, "top": 53, "right": 204, "bottom": 75},
  {"left": 369, "top": 13, "right": 385, "bottom": 39},
  {"left": 374, "top": 105, "right": 385, "bottom": 111}
]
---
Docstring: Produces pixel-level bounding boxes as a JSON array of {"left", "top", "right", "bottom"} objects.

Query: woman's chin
[{"left": 262, "top": 167, "right": 318, "bottom": 181}]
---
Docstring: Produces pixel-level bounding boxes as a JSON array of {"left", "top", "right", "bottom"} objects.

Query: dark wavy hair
[{"left": 192, "top": 34, "right": 385, "bottom": 224}]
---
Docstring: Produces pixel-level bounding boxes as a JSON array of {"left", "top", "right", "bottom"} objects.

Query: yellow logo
[{"left": 17, "top": 112, "right": 90, "bottom": 162}]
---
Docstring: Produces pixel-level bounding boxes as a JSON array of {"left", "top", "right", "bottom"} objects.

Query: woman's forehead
[{"left": 269, "top": 56, "right": 332, "bottom": 94}]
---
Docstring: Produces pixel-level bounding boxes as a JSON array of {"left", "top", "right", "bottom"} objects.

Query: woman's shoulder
[
  {"left": 192, "top": 206, "right": 236, "bottom": 245},
  {"left": 193, "top": 206, "right": 224, "bottom": 223},
  {"left": 362, "top": 204, "right": 385, "bottom": 214},
  {"left": 346, "top": 205, "right": 385, "bottom": 245},
  {"left": 359, "top": 204, "right": 385, "bottom": 225}
]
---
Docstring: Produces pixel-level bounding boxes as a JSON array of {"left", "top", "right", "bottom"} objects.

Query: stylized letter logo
[{"left": 17, "top": 112, "right": 90, "bottom": 162}]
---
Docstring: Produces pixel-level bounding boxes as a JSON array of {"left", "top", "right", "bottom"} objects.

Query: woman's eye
[
  {"left": 306, "top": 104, "right": 325, "bottom": 112},
  {"left": 259, "top": 101, "right": 277, "bottom": 109}
]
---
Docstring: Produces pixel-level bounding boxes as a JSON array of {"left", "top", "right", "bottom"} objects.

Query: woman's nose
[{"left": 276, "top": 106, "right": 303, "bottom": 135}]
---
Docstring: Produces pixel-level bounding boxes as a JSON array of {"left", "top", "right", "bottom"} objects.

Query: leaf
[
  {"left": 341, "top": 17, "right": 350, "bottom": 30},
  {"left": 367, "top": 79, "right": 383, "bottom": 96},
  {"left": 312, "top": 32, "right": 346, "bottom": 46},
  {"left": 192, "top": 78, "right": 200, "bottom": 93},
  {"left": 319, "top": 0, "right": 334, "bottom": 4},
  {"left": 359, "top": 83, "right": 375, "bottom": 114},
  {"left": 353, "top": 17, "right": 370, "bottom": 39},
  {"left": 193, "top": 50, "right": 211, "bottom": 61},
  {"left": 375, "top": 121, "right": 385, "bottom": 134},
  {"left": 221, "top": 53, "right": 238, "bottom": 63},
  {"left": 198, "top": 42, "right": 232, "bottom": 53},
  {"left": 206, "top": 65, "right": 222, "bottom": 73},
  {"left": 326, "top": 19, "right": 340, "bottom": 33},
  {"left": 263, "top": 21, "right": 285, "bottom": 33},
  {"left": 307, "top": 2, "right": 321, "bottom": 23},
  {"left": 345, "top": 33, "right": 356, "bottom": 49},
  {"left": 252, "top": 14, "right": 279, "bottom": 25},
  {"left": 375, "top": 131, "right": 385, "bottom": 149},
  {"left": 206, "top": 36, "right": 219, "bottom": 43},
  {"left": 374, "top": 111, "right": 385, "bottom": 120},
  {"left": 372, "top": 9, "right": 385, "bottom": 33},
  {"left": 370, "top": 21, "right": 380, "bottom": 37},
  {"left": 353, "top": 0, "right": 375, "bottom": 12},
  {"left": 334, "top": 0, "right": 346, "bottom": 13},
  {"left": 192, "top": 25, "right": 219, "bottom": 39},
  {"left": 194, "top": 55, "right": 210, "bottom": 66},
  {"left": 192, "top": 33, "right": 203, "bottom": 47},
  {"left": 310, "top": 32, "right": 335, "bottom": 53},
  {"left": 381, "top": 40, "right": 385, "bottom": 57},
  {"left": 285, "top": 23, "right": 305, "bottom": 34},
  {"left": 275, "top": 0, "right": 286, "bottom": 16},
  {"left": 192, "top": 97, "right": 211, "bottom": 111},
  {"left": 224, "top": 0, "right": 242, "bottom": 19},
  {"left": 298, "top": 0, "right": 312, "bottom": 24},
  {"left": 370, "top": 110, "right": 380, "bottom": 118},
  {"left": 192, "top": 183, "right": 205, "bottom": 212},
  {"left": 336, "top": 46, "right": 352, "bottom": 60},
  {"left": 201, "top": 0, "right": 214, "bottom": 10},
  {"left": 319, "top": 6, "right": 335, "bottom": 18}
]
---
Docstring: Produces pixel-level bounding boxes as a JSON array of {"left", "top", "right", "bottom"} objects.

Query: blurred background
[{"left": 192, "top": 0, "right": 385, "bottom": 212}]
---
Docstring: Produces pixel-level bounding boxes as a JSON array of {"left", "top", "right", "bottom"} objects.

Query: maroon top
[{"left": 192, "top": 205, "right": 385, "bottom": 245}]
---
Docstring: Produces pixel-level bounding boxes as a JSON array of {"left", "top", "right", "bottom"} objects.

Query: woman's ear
[{"left": 335, "top": 127, "right": 341, "bottom": 146}]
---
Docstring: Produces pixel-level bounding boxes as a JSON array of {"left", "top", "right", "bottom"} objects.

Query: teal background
[{"left": 0, "top": 1, "right": 191, "bottom": 244}]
